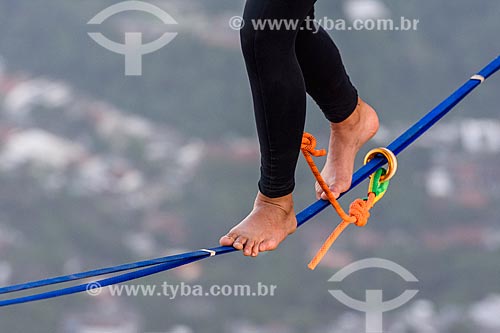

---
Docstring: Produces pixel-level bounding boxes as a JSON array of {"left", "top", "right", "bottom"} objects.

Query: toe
[
  {"left": 323, "top": 185, "right": 339, "bottom": 199},
  {"left": 233, "top": 236, "right": 248, "bottom": 251},
  {"left": 315, "top": 182, "right": 323, "bottom": 200},
  {"left": 333, "top": 179, "right": 351, "bottom": 196},
  {"left": 251, "top": 244, "right": 260, "bottom": 257},
  {"left": 219, "top": 232, "right": 238, "bottom": 246},
  {"left": 320, "top": 191, "right": 329, "bottom": 200},
  {"left": 320, "top": 184, "right": 339, "bottom": 200},
  {"left": 259, "top": 239, "right": 278, "bottom": 252},
  {"left": 243, "top": 240, "right": 255, "bottom": 256}
]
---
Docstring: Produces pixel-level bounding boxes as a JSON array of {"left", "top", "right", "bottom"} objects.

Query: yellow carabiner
[{"left": 364, "top": 147, "right": 398, "bottom": 182}]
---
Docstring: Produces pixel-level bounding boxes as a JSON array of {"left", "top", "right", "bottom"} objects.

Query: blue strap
[
  {"left": 0, "top": 249, "right": 232, "bottom": 295},
  {"left": 1, "top": 55, "right": 499, "bottom": 307}
]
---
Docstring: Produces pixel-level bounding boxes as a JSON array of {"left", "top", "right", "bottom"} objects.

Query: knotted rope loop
[
  {"left": 301, "top": 133, "right": 327, "bottom": 157},
  {"left": 301, "top": 133, "right": 395, "bottom": 270}
]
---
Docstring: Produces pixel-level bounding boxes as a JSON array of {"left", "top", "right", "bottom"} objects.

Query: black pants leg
[{"left": 241, "top": 1, "right": 358, "bottom": 198}]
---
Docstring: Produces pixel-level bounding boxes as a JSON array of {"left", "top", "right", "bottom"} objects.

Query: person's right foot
[{"left": 315, "top": 98, "right": 379, "bottom": 200}]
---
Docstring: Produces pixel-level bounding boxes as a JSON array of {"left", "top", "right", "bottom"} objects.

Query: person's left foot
[
  {"left": 316, "top": 97, "right": 379, "bottom": 199},
  {"left": 219, "top": 192, "right": 297, "bottom": 257}
]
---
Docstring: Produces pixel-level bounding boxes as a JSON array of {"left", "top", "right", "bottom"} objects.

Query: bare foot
[
  {"left": 219, "top": 192, "right": 297, "bottom": 257},
  {"left": 316, "top": 97, "right": 379, "bottom": 200}
]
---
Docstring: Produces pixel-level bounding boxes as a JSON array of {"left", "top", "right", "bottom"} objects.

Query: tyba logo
[
  {"left": 329, "top": 258, "right": 419, "bottom": 333},
  {"left": 88, "top": 1, "right": 178, "bottom": 76}
]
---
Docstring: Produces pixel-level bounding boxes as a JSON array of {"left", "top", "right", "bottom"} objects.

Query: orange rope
[{"left": 301, "top": 133, "right": 376, "bottom": 270}]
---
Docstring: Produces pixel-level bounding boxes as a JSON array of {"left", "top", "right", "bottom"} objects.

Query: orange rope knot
[
  {"left": 301, "top": 133, "right": 327, "bottom": 157},
  {"left": 301, "top": 132, "right": 391, "bottom": 270},
  {"left": 348, "top": 193, "right": 375, "bottom": 227}
]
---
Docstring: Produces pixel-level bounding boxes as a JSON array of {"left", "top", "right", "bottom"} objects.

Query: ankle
[
  {"left": 330, "top": 98, "right": 363, "bottom": 130},
  {"left": 254, "top": 192, "right": 294, "bottom": 213}
]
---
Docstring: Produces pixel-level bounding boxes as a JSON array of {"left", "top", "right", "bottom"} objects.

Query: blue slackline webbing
[
  {"left": 0, "top": 257, "right": 208, "bottom": 307},
  {"left": 0, "top": 55, "right": 499, "bottom": 307},
  {"left": 0, "top": 249, "right": 229, "bottom": 295}
]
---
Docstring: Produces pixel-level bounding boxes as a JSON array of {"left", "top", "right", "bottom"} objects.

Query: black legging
[{"left": 241, "top": 0, "right": 358, "bottom": 198}]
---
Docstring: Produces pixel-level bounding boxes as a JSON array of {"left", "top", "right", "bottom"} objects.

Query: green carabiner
[{"left": 363, "top": 168, "right": 390, "bottom": 202}]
